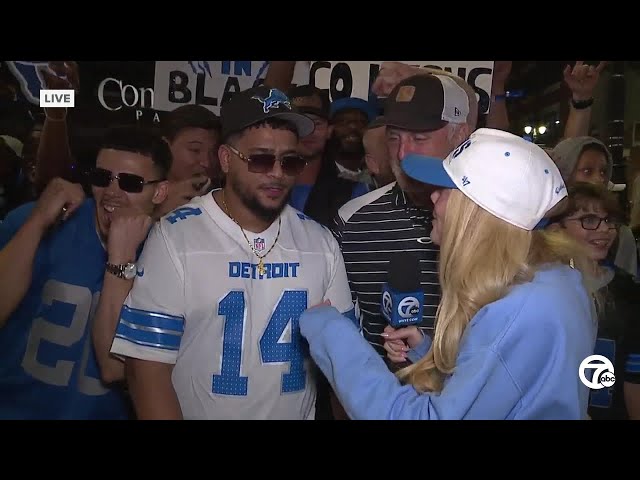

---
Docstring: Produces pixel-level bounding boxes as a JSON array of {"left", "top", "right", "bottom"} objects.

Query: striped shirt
[{"left": 333, "top": 182, "right": 441, "bottom": 356}]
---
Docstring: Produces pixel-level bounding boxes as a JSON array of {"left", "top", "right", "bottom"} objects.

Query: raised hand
[
  {"left": 371, "top": 62, "right": 418, "bottom": 97},
  {"left": 563, "top": 61, "right": 606, "bottom": 102},
  {"left": 157, "top": 173, "right": 212, "bottom": 218},
  {"left": 42, "top": 61, "right": 80, "bottom": 92},
  {"left": 29, "top": 178, "right": 85, "bottom": 232}
]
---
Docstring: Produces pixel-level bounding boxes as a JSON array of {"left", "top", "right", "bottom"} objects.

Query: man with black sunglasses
[
  {"left": 110, "top": 86, "right": 356, "bottom": 420},
  {"left": 0, "top": 126, "right": 170, "bottom": 419}
]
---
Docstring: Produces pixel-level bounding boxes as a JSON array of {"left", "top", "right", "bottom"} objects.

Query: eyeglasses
[
  {"left": 226, "top": 145, "right": 307, "bottom": 176},
  {"left": 88, "top": 167, "right": 164, "bottom": 193},
  {"left": 565, "top": 214, "right": 621, "bottom": 231}
]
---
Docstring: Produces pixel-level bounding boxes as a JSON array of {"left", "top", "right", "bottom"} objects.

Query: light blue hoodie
[{"left": 299, "top": 264, "right": 597, "bottom": 420}]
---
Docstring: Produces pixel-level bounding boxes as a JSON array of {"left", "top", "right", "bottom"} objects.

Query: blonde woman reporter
[{"left": 298, "top": 128, "right": 596, "bottom": 420}]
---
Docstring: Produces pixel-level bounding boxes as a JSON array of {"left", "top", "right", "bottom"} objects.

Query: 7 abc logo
[
  {"left": 579, "top": 355, "right": 616, "bottom": 390},
  {"left": 397, "top": 297, "right": 420, "bottom": 319}
]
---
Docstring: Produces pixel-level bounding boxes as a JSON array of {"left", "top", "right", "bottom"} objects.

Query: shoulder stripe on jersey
[
  {"left": 120, "top": 305, "right": 184, "bottom": 332},
  {"left": 115, "top": 306, "right": 184, "bottom": 351},
  {"left": 165, "top": 206, "right": 203, "bottom": 225},
  {"left": 625, "top": 354, "right": 640, "bottom": 373},
  {"left": 113, "top": 332, "right": 180, "bottom": 351},
  {"left": 337, "top": 182, "right": 396, "bottom": 223}
]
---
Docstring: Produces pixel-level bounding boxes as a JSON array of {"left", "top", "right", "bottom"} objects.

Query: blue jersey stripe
[
  {"left": 115, "top": 322, "right": 182, "bottom": 351},
  {"left": 625, "top": 357, "right": 640, "bottom": 374},
  {"left": 120, "top": 305, "right": 184, "bottom": 333},
  {"left": 116, "top": 306, "right": 184, "bottom": 351}
]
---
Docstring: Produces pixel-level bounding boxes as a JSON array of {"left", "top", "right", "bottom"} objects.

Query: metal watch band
[{"left": 105, "top": 262, "right": 125, "bottom": 278}]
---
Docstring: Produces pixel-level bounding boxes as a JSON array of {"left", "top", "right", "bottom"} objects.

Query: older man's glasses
[{"left": 226, "top": 145, "right": 307, "bottom": 176}]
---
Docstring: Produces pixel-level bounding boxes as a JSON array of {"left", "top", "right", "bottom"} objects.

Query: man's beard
[
  {"left": 326, "top": 132, "right": 365, "bottom": 157},
  {"left": 229, "top": 175, "right": 290, "bottom": 224}
]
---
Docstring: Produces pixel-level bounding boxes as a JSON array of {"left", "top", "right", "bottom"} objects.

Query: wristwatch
[{"left": 106, "top": 261, "right": 137, "bottom": 280}]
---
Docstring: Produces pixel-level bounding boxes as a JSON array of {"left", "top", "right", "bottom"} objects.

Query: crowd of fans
[{"left": 0, "top": 60, "right": 638, "bottom": 420}]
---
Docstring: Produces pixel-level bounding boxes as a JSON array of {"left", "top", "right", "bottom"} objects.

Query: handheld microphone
[{"left": 381, "top": 252, "right": 424, "bottom": 329}]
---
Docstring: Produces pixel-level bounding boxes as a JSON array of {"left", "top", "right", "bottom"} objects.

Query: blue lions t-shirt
[{"left": 0, "top": 199, "right": 132, "bottom": 419}]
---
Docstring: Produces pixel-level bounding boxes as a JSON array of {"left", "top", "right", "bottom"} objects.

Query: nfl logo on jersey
[{"left": 254, "top": 237, "right": 265, "bottom": 252}]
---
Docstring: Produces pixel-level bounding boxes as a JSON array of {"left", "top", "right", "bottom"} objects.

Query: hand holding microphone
[
  {"left": 381, "top": 252, "right": 424, "bottom": 328},
  {"left": 380, "top": 252, "right": 424, "bottom": 369},
  {"left": 383, "top": 325, "right": 424, "bottom": 364}
]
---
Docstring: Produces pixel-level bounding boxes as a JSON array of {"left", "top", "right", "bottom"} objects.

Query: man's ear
[
  {"left": 152, "top": 180, "right": 170, "bottom": 206},
  {"left": 455, "top": 124, "right": 471, "bottom": 147},
  {"left": 218, "top": 144, "right": 232, "bottom": 174},
  {"left": 364, "top": 153, "right": 379, "bottom": 176}
]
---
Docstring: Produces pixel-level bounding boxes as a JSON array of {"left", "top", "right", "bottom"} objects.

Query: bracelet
[
  {"left": 570, "top": 97, "right": 594, "bottom": 110},
  {"left": 492, "top": 90, "right": 525, "bottom": 102}
]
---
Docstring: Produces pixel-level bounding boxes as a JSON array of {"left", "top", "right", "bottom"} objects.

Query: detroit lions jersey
[
  {"left": 0, "top": 199, "right": 132, "bottom": 419},
  {"left": 110, "top": 192, "right": 355, "bottom": 420}
]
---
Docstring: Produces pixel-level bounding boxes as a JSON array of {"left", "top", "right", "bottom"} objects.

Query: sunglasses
[
  {"left": 226, "top": 145, "right": 307, "bottom": 176},
  {"left": 88, "top": 167, "right": 164, "bottom": 193}
]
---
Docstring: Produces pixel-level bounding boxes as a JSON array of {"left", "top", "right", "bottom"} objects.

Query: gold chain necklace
[{"left": 221, "top": 190, "right": 281, "bottom": 276}]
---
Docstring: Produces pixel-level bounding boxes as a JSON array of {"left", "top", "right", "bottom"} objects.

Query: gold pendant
[{"left": 258, "top": 258, "right": 266, "bottom": 276}]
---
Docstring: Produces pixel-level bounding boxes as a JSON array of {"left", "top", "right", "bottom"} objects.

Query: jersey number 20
[
  {"left": 213, "top": 290, "right": 308, "bottom": 396},
  {"left": 22, "top": 279, "right": 108, "bottom": 396}
]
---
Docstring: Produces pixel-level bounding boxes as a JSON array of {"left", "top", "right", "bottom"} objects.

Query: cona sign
[{"left": 97, "top": 77, "right": 159, "bottom": 122}]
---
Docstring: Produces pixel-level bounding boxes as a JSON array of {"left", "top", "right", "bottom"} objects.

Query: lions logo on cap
[{"left": 252, "top": 88, "right": 291, "bottom": 113}]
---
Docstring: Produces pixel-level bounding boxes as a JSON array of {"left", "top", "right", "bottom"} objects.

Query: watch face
[{"left": 123, "top": 263, "right": 137, "bottom": 280}]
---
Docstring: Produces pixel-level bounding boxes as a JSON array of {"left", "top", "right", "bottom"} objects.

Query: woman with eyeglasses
[
  {"left": 547, "top": 182, "right": 640, "bottom": 420},
  {"left": 552, "top": 137, "right": 638, "bottom": 280}
]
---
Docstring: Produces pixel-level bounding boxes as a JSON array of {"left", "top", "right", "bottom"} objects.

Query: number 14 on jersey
[{"left": 213, "top": 289, "right": 308, "bottom": 396}]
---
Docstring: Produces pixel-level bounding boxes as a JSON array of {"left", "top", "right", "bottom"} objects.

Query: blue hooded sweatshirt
[{"left": 299, "top": 264, "right": 597, "bottom": 420}]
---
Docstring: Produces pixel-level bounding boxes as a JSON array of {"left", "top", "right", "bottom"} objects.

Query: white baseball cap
[{"left": 401, "top": 128, "right": 568, "bottom": 230}]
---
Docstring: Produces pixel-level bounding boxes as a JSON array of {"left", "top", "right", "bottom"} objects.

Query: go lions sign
[
  {"left": 97, "top": 77, "right": 160, "bottom": 123},
  {"left": 152, "top": 60, "right": 495, "bottom": 115}
]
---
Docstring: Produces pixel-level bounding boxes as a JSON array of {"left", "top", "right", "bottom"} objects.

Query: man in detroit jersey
[
  {"left": 111, "top": 86, "right": 355, "bottom": 420},
  {"left": 0, "top": 127, "right": 171, "bottom": 419}
]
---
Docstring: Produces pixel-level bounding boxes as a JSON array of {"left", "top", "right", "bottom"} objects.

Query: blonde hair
[{"left": 397, "top": 190, "right": 591, "bottom": 393}]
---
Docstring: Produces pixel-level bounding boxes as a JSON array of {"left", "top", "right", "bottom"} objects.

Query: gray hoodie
[{"left": 551, "top": 136, "right": 613, "bottom": 183}]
